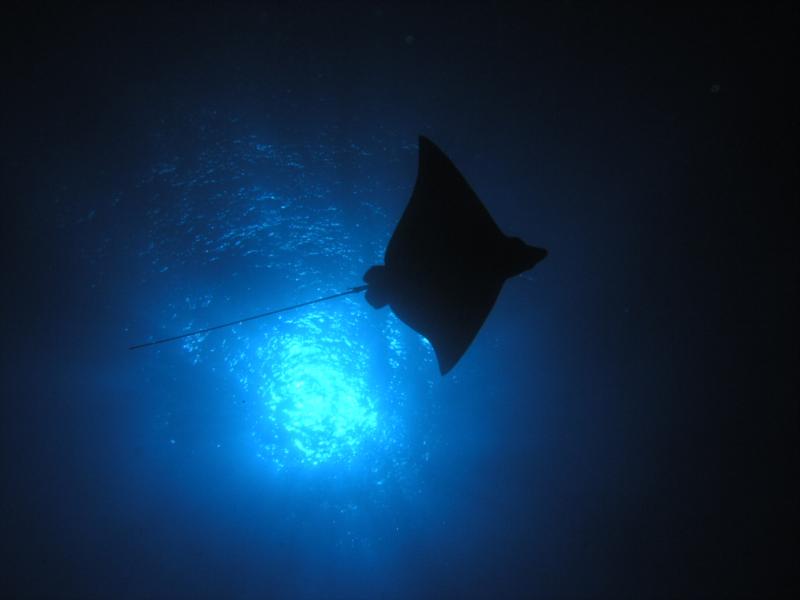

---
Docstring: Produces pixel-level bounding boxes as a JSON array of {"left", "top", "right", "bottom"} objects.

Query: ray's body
[
  {"left": 130, "top": 136, "right": 547, "bottom": 375},
  {"left": 364, "top": 137, "right": 547, "bottom": 374}
]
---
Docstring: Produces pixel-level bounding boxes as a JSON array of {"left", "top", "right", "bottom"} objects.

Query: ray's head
[{"left": 503, "top": 237, "right": 547, "bottom": 279}]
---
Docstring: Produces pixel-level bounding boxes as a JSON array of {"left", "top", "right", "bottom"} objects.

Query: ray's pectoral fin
[
  {"left": 423, "top": 279, "right": 505, "bottom": 375},
  {"left": 363, "top": 136, "right": 547, "bottom": 375},
  {"left": 363, "top": 265, "right": 506, "bottom": 376}
]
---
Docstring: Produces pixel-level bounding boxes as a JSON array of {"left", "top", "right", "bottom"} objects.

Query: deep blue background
[{"left": 2, "top": 3, "right": 795, "bottom": 598}]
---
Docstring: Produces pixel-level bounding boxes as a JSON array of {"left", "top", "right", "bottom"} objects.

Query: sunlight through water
[
  {"left": 134, "top": 118, "right": 437, "bottom": 483},
  {"left": 257, "top": 311, "right": 377, "bottom": 468}
]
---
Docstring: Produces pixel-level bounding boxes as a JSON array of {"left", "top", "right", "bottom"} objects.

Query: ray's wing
[
  {"left": 385, "top": 136, "right": 504, "bottom": 273},
  {"left": 382, "top": 137, "right": 509, "bottom": 374},
  {"left": 408, "top": 277, "right": 505, "bottom": 375}
]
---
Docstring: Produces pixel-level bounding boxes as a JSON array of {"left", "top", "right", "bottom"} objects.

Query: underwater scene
[{"left": 2, "top": 3, "right": 794, "bottom": 598}]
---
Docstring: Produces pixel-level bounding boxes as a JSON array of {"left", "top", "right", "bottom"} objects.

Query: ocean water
[
  {"left": 2, "top": 4, "right": 794, "bottom": 599},
  {"left": 11, "top": 97, "right": 561, "bottom": 600},
  {"left": 38, "top": 115, "right": 562, "bottom": 597}
]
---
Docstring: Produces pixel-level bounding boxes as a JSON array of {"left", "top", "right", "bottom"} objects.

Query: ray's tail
[{"left": 128, "top": 285, "right": 368, "bottom": 350}]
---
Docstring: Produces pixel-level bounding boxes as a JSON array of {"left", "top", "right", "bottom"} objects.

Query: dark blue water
[{"left": 2, "top": 4, "right": 794, "bottom": 598}]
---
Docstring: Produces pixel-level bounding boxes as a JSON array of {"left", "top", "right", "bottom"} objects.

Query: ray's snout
[{"left": 504, "top": 237, "right": 547, "bottom": 279}]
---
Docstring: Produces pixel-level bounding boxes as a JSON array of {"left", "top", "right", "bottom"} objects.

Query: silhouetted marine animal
[{"left": 130, "top": 136, "right": 547, "bottom": 375}]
